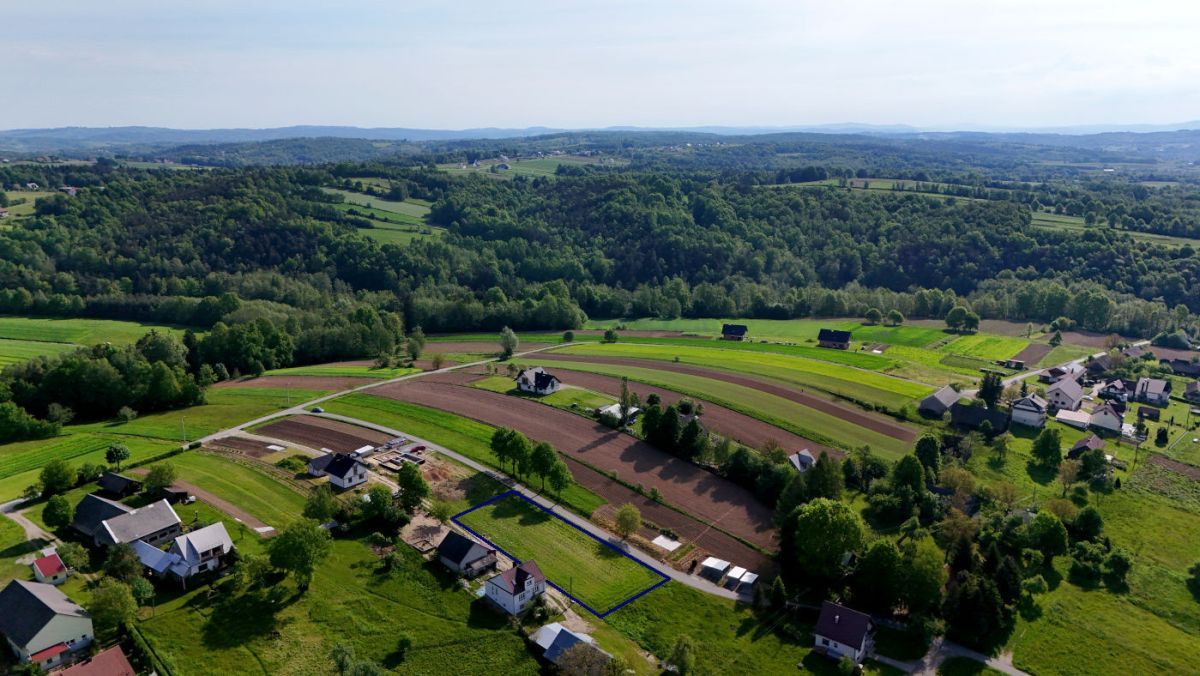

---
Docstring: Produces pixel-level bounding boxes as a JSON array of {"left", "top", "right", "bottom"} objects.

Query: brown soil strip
[
  {"left": 129, "top": 469, "right": 276, "bottom": 536},
  {"left": 422, "top": 341, "right": 550, "bottom": 354},
  {"left": 213, "top": 374, "right": 379, "bottom": 391},
  {"left": 545, "top": 369, "right": 836, "bottom": 456},
  {"left": 370, "top": 380, "right": 777, "bottom": 550},
  {"left": 1144, "top": 345, "right": 1199, "bottom": 362},
  {"left": 536, "top": 353, "right": 917, "bottom": 442},
  {"left": 205, "top": 436, "right": 278, "bottom": 458},
  {"left": 1147, "top": 454, "right": 1200, "bottom": 481},
  {"left": 1012, "top": 343, "right": 1052, "bottom": 365},
  {"left": 256, "top": 415, "right": 392, "bottom": 454}
]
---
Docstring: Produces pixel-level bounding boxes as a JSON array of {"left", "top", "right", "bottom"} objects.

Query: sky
[{"left": 4, "top": 0, "right": 1200, "bottom": 131}]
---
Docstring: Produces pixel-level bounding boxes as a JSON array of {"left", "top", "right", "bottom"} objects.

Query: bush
[{"left": 117, "top": 406, "right": 138, "bottom": 423}]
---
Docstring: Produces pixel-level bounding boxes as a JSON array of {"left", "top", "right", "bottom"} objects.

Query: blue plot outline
[{"left": 452, "top": 490, "right": 669, "bottom": 618}]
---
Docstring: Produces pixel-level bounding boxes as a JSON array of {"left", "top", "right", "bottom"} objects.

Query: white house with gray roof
[
  {"left": 0, "top": 580, "right": 93, "bottom": 669},
  {"left": 94, "top": 499, "right": 182, "bottom": 548},
  {"left": 1047, "top": 378, "right": 1084, "bottom": 411},
  {"left": 1011, "top": 394, "right": 1049, "bottom": 428},
  {"left": 134, "top": 522, "right": 234, "bottom": 584}
]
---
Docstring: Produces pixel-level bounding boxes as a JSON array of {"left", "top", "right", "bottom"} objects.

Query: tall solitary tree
[
  {"left": 499, "top": 326, "right": 519, "bottom": 358},
  {"left": 1032, "top": 427, "right": 1063, "bottom": 468},
  {"left": 106, "top": 443, "right": 131, "bottom": 470},
  {"left": 887, "top": 309, "right": 905, "bottom": 326},
  {"left": 395, "top": 462, "right": 430, "bottom": 514},
  {"left": 269, "top": 519, "right": 333, "bottom": 590},
  {"left": 978, "top": 372, "right": 1004, "bottom": 408},
  {"left": 614, "top": 503, "right": 642, "bottom": 540}
]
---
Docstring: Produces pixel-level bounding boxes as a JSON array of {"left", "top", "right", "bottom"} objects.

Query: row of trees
[{"left": 489, "top": 428, "right": 574, "bottom": 495}]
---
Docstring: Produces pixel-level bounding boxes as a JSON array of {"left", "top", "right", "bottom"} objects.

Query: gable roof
[
  {"left": 132, "top": 539, "right": 182, "bottom": 575},
  {"left": 1136, "top": 377, "right": 1170, "bottom": 397},
  {"left": 818, "top": 328, "right": 852, "bottom": 343},
  {"left": 721, "top": 323, "right": 748, "bottom": 337},
  {"left": 1047, "top": 377, "right": 1083, "bottom": 400},
  {"left": 438, "top": 531, "right": 494, "bottom": 567},
  {"left": 1087, "top": 354, "right": 1113, "bottom": 372},
  {"left": 171, "top": 522, "right": 233, "bottom": 562},
  {"left": 1186, "top": 381, "right": 1199, "bottom": 396},
  {"left": 517, "top": 366, "right": 560, "bottom": 390},
  {"left": 489, "top": 560, "right": 545, "bottom": 595},
  {"left": 58, "top": 645, "right": 136, "bottom": 676},
  {"left": 1012, "top": 394, "right": 1048, "bottom": 412},
  {"left": 921, "top": 385, "right": 961, "bottom": 412},
  {"left": 1092, "top": 402, "right": 1123, "bottom": 420},
  {"left": 1068, "top": 434, "right": 1106, "bottom": 459},
  {"left": 323, "top": 453, "right": 366, "bottom": 480},
  {"left": 32, "top": 553, "right": 66, "bottom": 578},
  {"left": 814, "top": 601, "right": 872, "bottom": 648},
  {"left": 307, "top": 453, "right": 335, "bottom": 473},
  {"left": 0, "top": 580, "right": 89, "bottom": 647},
  {"left": 1101, "top": 379, "right": 1130, "bottom": 392},
  {"left": 1162, "top": 358, "right": 1200, "bottom": 377},
  {"left": 96, "top": 499, "right": 180, "bottom": 546},
  {"left": 788, "top": 449, "right": 816, "bottom": 472},
  {"left": 98, "top": 471, "right": 141, "bottom": 495},
  {"left": 72, "top": 493, "right": 133, "bottom": 536}
]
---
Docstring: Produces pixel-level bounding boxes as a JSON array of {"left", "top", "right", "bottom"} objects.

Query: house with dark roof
[
  {"left": 94, "top": 499, "right": 181, "bottom": 548},
  {"left": 1039, "top": 365, "right": 1082, "bottom": 384},
  {"left": 813, "top": 601, "right": 873, "bottom": 663},
  {"left": 485, "top": 560, "right": 546, "bottom": 615},
  {"left": 1010, "top": 394, "right": 1048, "bottom": 428},
  {"left": 817, "top": 329, "right": 852, "bottom": 350},
  {"left": 437, "top": 531, "right": 497, "bottom": 578},
  {"left": 721, "top": 323, "right": 748, "bottom": 341},
  {"left": 515, "top": 366, "right": 561, "bottom": 395},
  {"left": 97, "top": 472, "right": 141, "bottom": 498},
  {"left": 1047, "top": 378, "right": 1084, "bottom": 411},
  {"left": 1086, "top": 354, "right": 1113, "bottom": 377},
  {"left": 1067, "top": 434, "right": 1106, "bottom": 460},
  {"left": 1185, "top": 381, "right": 1200, "bottom": 404},
  {"left": 1161, "top": 358, "right": 1200, "bottom": 377},
  {"left": 532, "top": 623, "right": 611, "bottom": 667},
  {"left": 1123, "top": 345, "right": 1148, "bottom": 360},
  {"left": 31, "top": 553, "right": 68, "bottom": 585},
  {"left": 1135, "top": 377, "right": 1171, "bottom": 406},
  {"left": 57, "top": 645, "right": 136, "bottom": 676},
  {"left": 918, "top": 385, "right": 961, "bottom": 418},
  {"left": 1099, "top": 379, "right": 1133, "bottom": 402},
  {"left": 307, "top": 453, "right": 368, "bottom": 490},
  {"left": 1137, "top": 406, "right": 1161, "bottom": 422},
  {"left": 788, "top": 449, "right": 816, "bottom": 473},
  {"left": 0, "top": 580, "right": 93, "bottom": 670},
  {"left": 71, "top": 494, "right": 132, "bottom": 540},
  {"left": 949, "top": 401, "right": 1009, "bottom": 433}
]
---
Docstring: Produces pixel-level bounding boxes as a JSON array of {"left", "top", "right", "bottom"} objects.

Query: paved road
[{"left": 312, "top": 410, "right": 749, "bottom": 602}]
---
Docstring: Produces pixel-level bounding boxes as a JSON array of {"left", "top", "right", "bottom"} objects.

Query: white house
[
  {"left": 1135, "top": 378, "right": 1171, "bottom": 406},
  {"left": 0, "top": 580, "right": 93, "bottom": 670},
  {"left": 813, "top": 601, "right": 873, "bottom": 664},
  {"left": 94, "top": 499, "right": 182, "bottom": 548},
  {"left": 1090, "top": 403, "right": 1124, "bottom": 433},
  {"left": 1010, "top": 394, "right": 1049, "bottom": 428},
  {"left": 515, "top": 366, "right": 561, "bottom": 395},
  {"left": 308, "top": 453, "right": 369, "bottom": 490},
  {"left": 169, "top": 522, "right": 235, "bottom": 576},
  {"left": 485, "top": 560, "right": 546, "bottom": 615},
  {"left": 1047, "top": 378, "right": 1084, "bottom": 411},
  {"left": 31, "top": 553, "right": 68, "bottom": 585}
]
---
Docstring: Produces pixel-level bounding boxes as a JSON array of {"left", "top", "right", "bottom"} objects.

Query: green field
[
  {"left": 155, "top": 451, "right": 308, "bottom": 527},
  {"left": 0, "top": 338, "right": 79, "bottom": 366},
  {"left": 937, "top": 333, "right": 1029, "bottom": 361},
  {"left": 0, "top": 315, "right": 192, "bottom": 345},
  {"left": 323, "top": 188, "right": 432, "bottom": 221},
  {"left": 540, "top": 359, "right": 913, "bottom": 457},
  {"left": 584, "top": 317, "right": 945, "bottom": 346},
  {"left": 265, "top": 363, "right": 418, "bottom": 379},
  {"left": 438, "top": 155, "right": 622, "bottom": 180},
  {"left": 1031, "top": 210, "right": 1200, "bottom": 247},
  {"left": 471, "top": 375, "right": 616, "bottom": 412},
  {"left": 0, "top": 387, "right": 327, "bottom": 500},
  {"left": 319, "top": 393, "right": 607, "bottom": 516},
  {"left": 457, "top": 493, "right": 663, "bottom": 612},
  {"left": 1, "top": 191, "right": 58, "bottom": 217},
  {"left": 553, "top": 342, "right": 933, "bottom": 409}
]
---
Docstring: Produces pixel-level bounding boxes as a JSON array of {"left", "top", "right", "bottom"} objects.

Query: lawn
[
  {"left": 322, "top": 188, "right": 432, "bottom": 221},
  {"left": 0, "top": 515, "right": 38, "bottom": 585},
  {"left": 937, "top": 334, "right": 1030, "bottom": 361},
  {"left": 0, "top": 315, "right": 193, "bottom": 344},
  {"left": 153, "top": 451, "right": 309, "bottom": 528},
  {"left": 1031, "top": 211, "right": 1200, "bottom": 248},
  {"left": 318, "top": 394, "right": 607, "bottom": 517},
  {"left": 538, "top": 359, "right": 914, "bottom": 458},
  {"left": 553, "top": 342, "right": 933, "bottom": 410},
  {"left": 0, "top": 191, "right": 58, "bottom": 217},
  {"left": 0, "top": 338, "right": 79, "bottom": 367},
  {"left": 584, "top": 317, "right": 944, "bottom": 347},
  {"left": 456, "top": 492, "right": 664, "bottom": 614},
  {"left": 137, "top": 538, "right": 539, "bottom": 676},
  {"left": 1035, "top": 343, "right": 1097, "bottom": 368},
  {"left": 0, "top": 434, "right": 177, "bottom": 500},
  {"left": 266, "top": 363, "right": 418, "bottom": 379}
]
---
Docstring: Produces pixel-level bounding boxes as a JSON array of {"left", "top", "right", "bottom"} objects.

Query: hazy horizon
[{"left": 5, "top": 0, "right": 1199, "bottom": 130}]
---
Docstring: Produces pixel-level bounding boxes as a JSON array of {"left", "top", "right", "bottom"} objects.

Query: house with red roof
[
  {"left": 484, "top": 560, "right": 546, "bottom": 615},
  {"left": 31, "top": 553, "right": 68, "bottom": 585}
]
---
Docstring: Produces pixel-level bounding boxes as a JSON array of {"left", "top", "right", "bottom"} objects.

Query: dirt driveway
[
  {"left": 537, "top": 353, "right": 918, "bottom": 442},
  {"left": 371, "top": 379, "right": 777, "bottom": 550}
]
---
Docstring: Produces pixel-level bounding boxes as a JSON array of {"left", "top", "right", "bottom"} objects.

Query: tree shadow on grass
[
  {"left": 465, "top": 597, "right": 508, "bottom": 629},
  {"left": 201, "top": 585, "right": 299, "bottom": 649},
  {"left": 0, "top": 537, "right": 48, "bottom": 559},
  {"left": 1025, "top": 460, "right": 1057, "bottom": 486}
]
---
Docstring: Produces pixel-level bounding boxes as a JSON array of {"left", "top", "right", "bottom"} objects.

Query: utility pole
[{"left": 181, "top": 417, "right": 187, "bottom": 445}]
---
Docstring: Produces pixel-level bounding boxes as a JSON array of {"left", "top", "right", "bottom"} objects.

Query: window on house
[{"left": 822, "top": 638, "right": 829, "bottom": 646}]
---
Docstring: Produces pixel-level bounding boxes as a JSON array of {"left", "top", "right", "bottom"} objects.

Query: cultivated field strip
[{"left": 255, "top": 415, "right": 391, "bottom": 453}]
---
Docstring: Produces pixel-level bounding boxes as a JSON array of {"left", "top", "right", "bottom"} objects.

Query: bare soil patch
[
  {"left": 256, "top": 415, "right": 391, "bottom": 453},
  {"left": 549, "top": 369, "right": 835, "bottom": 456},
  {"left": 213, "top": 374, "right": 377, "bottom": 391},
  {"left": 1147, "top": 454, "right": 1200, "bottom": 481},
  {"left": 1146, "top": 345, "right": 1200, "bottom": 362},
  {"left": 205, "top": 435, "right": 277, "bottom": 458},
  {"left": 371, "top": 380, "right": 777, "bottom": 550},
  {"left": 1012, "top": 342, "right": 1053, "bottom": 365},
  {"left": 537, "top": 353, "right": 917, "bottom": 442}
]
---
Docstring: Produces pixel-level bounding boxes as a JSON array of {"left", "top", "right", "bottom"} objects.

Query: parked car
[{"left": 312, "top": 406, "right": 325, "bottom": 413}]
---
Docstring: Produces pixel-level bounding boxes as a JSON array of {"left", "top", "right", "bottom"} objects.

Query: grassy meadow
[
  {"left": 457, "top": 493, "right": 664, "bottom": 613},
  {"left": 265, "top": 363, "right": 418, "bottom": 379},
  {"left": 0, "top": 315, "right": 196, "bottom": 365}
]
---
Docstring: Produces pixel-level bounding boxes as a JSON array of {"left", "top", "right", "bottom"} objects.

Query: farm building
[
  {"left": 515, "top": 366, "right": 561, "bottom": 395},
  {"left": 31, "top": 553, "right": 68, "bottom": 585},
  {"left": 1039, "top": 365, "right": 1081, "bottom": 384},
  {"left": 597, "top": 403, "right": 641, "bottom": 423},
  {"left": 56, "top": 645, "right": 136, "bottom": 676},
  {"left": 721, "top": 323, "right": 748, "bottom": 341},
  {"left": 813, "top": 601, "right": 873, "bottom": 664},
  {"left": 1055, "top": 409, "right": 1091, "bottom": 429},
  {"left": 93, "top": 499, "right": 182, "bottom": 548},
  {"left": 532, "top": 623, "right": 611, "bottom": 667},
  {"left": 698, "top": 556, "right": 730, "bottom": 581},
  {"left": 1010, "top": 394, "right": 1049, "bottom": 428},
  {"left": 70, "top": 494, "right": 133, "bottom": 541},
  {"left": 918, "top": 385, "right": 961, "bottom": 418},
  {"left": 788, "top": 449, "right": 816, "bottom": 472},
  {"left": 97, "top": 472, "right": 141, "bottom": 498},
  {"left": 817, "top": 329, "right": 852, "bottom": 350},
  {"left": 1135, "top": 378, "right": 1171, "bottom": 405},
  {"left": 1185, "top": 381, "right": 1200, "bottom": 404},
  {"left": 134, "top": 522, "right": 235, "bottom": 585},
  {"left": 437, "top": 531, "right": 497, "bottom": 578},
  {"left": 1002, "top": 358, "right": 1025, "bottom": 370},
  {"left": 485, "top": 560, "right": 546, "bottom": 615},
  {"left": 1161, "top": 358, "right": 1200, "bottom": 377},
  {"left": 949, "top": 402, "right": 1009, "bottom": 433},
  {"left": 1137, "top": 406, "right": 1160, "bottom": 422},
  {"left": 307, "top": 453, "right": 369, "bottom": 489},
  {"left": 1047, "top": 378, "right": 1084, "bottom": 411},
  {"left": 1086, "top": 354, "right": 1113, "bottom": 377},
  {"left": 1090, "top": 403, "right": 1124, "bottom": 433},
  {"left": 0, "top": 580, "right": 93, "bottom": 670},
  {"left": 1068, "top": 435, "right": 1106, "bottom": 459}
]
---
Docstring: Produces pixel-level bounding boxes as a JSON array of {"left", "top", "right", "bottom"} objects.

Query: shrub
[{"left": 117, "top": 406, "right": 139, "bottom": 423}]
